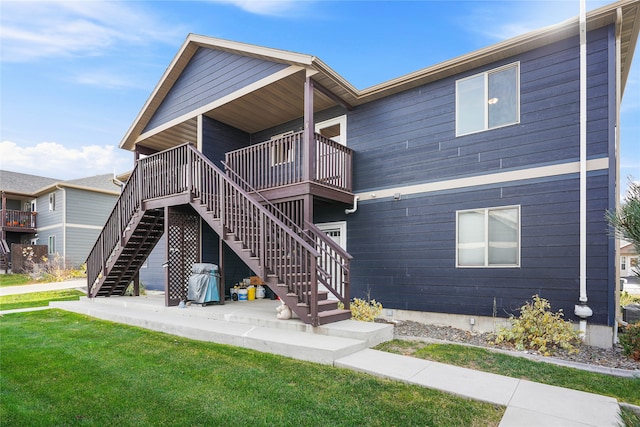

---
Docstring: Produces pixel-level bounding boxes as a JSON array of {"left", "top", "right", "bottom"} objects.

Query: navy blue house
[{"left": 88, "top": 0, "right": 639, "bottom": 347}]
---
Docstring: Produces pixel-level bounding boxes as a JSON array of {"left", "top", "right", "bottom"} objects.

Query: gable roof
[
  {"left": 0, "top": 170, "right": 120, "bottom": 197},
  {"left": 120, "top": 0, "right": 639, "bottom": 152},
  {"left": 0, "top": 170, "right": 61, "bottom": 195}
]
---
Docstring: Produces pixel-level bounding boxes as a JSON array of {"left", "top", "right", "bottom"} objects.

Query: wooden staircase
[
  {"left": 91, "top": 209, "right": 164, "bottom": 297},
  {"left": 86, "top": 144, "right": 351, "bottom": 326}
]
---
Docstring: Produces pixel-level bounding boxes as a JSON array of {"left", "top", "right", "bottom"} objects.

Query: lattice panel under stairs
[{"left": 167, "top": 209, "right": 200, "bottom": 306}]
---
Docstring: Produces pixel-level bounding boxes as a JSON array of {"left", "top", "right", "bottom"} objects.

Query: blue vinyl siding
[
  {"left": 346, "top": 172, "right": 611, "bottom": 324},
  {"left": 65, "top": 188, "right": 117, "bottom": 227},
  {"left": 145, "top": 48, "right": 289, "bottom": 132},
  {"left": 342, "top": 26, "right": 614, "bottom": 325},
  {"left": 201, "top": 116, "right": 249, "bottom": 167},
  {"left": 348, "top": 27, "right": 611, "bottom": 193}
]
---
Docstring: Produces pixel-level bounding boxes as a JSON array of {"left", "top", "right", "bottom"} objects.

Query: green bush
[
  {"left": 339, "top": 297, "right": 383, "bottom": 322},
  {"left": 619, "top": 322, "right": 640, "bottom": 361},
  {"left": 494, "top": 295, "right": 581, "bottom": 356},
  {"left": 621, "top": 291, "right": 640, "bottom": 308}
]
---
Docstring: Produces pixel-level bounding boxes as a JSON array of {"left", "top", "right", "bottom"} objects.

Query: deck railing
[
  {"left": 2, "top": 210, "right": 36, "bottom": 229},
  {"left": 223, "top": 162, "right": 351, "bottom": 307},
  {"left": 87, "top": 144, "right": 347, "bottom": 323},
  {"left": 224, "top": 131, "right": 353, "bottom": 193}
]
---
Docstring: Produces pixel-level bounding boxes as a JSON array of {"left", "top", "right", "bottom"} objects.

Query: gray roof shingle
[{"left": 0, "top": 170, "right": 120, "bottom": 195}]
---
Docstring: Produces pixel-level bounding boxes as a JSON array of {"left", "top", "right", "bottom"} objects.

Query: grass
[
  {"left": 376, "top": 340, "right": 640, "bottom": 406},
  {"left": 0, "top": 289, "right": 85, "bottom": 311},
  {"left": 0, "top": 273, "right": 35, "bottom": 287},
  {"left": 620, "top": 407, "right": 640, "bottom": 426},
  {"left": 0, "top": 310, "right": 505, "bottom": 427}
]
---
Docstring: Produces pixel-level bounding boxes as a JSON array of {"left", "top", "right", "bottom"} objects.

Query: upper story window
[
  {"left": 456, "top": 205, "right": 520, "bottom": 268},
  {"left": 48, "top": 193, "right": 56, "bottom": 211},
  {"left": 456, "top": 63, "right": 520, "bottom": 136}
]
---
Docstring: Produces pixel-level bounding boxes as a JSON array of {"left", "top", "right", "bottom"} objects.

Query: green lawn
[
  {"left": 0, "top": 289, "right": 85, "bottom": 310},
  {"left": 0, "top": 274, "right": 34, "bottom": 287},
  {"left": 0, "top": 310, "right": 504, "bottom": 427},
  {"left": 376, "top": 340, "right": 640, "bottom": 406}
]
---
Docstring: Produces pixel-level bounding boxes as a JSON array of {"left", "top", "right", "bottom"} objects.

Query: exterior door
[{"left": 315, "top": 221, "right": 346, "bottom": 300}]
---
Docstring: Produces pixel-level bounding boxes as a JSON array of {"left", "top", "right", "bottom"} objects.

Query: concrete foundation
[{"left": 380, "top": 308, "right": 615, "bottom": 348}]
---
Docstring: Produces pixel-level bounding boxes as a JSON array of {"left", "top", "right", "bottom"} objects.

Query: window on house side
[
  {"left": 457, "top": 206, "right": 520, "bottom": 267},
  {"left": 456, "top": 63, "right": 519, "bottom": 136},
  {"left": 621, "top": 256, "right": 627, "bottom": 270},
  {"left": 48, "top": 236, "right": 56, "bottom": 255},
  {"left": 49, "top": 193, "right": 56, "bottom": 211}
]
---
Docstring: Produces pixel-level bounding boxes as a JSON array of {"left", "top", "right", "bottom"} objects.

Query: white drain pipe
[{"left": 574, "top": 0, "right": 592, "bottom": 338}]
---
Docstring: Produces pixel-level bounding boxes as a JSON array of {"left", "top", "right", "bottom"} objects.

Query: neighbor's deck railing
[
  {"left": 2, "top": 210, "right": 37, "bottom": 229},
  {"left": 224, "top": 131, "right": 353, "bottom": 193}
]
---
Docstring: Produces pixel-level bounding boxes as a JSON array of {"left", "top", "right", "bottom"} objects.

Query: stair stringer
[{"left": 89, "top": 209, "right": 164, "bottom": 298}]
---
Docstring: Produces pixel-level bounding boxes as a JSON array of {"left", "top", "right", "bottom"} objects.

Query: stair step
[{"left": 317, "top": 309, "right": 352, "bottom": 324}]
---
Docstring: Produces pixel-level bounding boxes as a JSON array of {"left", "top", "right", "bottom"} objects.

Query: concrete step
[
  {"left": 50, "top": 296, "right": 393, "bottom": 364},
  {"left": 72, "top": 295, "right": 391, "bottom": 346}
]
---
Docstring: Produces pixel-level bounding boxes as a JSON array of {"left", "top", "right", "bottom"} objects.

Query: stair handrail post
[
  {"left": 136, "top": 160, "right": 143, "bottom": 205},
  {"left": 186, "top": 146, "right": 192, "bottom": 199},
  {"left": 310, "top": 255, "right": 319, "bottom": 326},
  {"left": 260, "top": 210, "right": 267, "bottom": 277}
]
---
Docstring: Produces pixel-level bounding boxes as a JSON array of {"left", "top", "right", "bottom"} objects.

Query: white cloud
[
  {"left": 0, "top": 1, "right": 183, "bottom": 63},
  {"left": 208, "top": 0, "right": 311, "bottom": 16},
  {"left": 462, "top": 0, "right": 611, "bottom": 42},
  {"left": 0, "top": 141, "right": 131, "bottom": 179}
]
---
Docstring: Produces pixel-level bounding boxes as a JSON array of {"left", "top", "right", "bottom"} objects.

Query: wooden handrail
[
  {"left": 87, "top": 143, "right": 336, "bottom": 323},
  {"left": 225, "top": 131, "right": 353, "bottom": 193},
  {"left": 223, "top": 160, "right": 351, "bottom": 306}
]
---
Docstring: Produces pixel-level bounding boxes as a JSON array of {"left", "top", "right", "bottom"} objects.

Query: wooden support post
[
  {"left": 133, "top": 272, "right": 140, "bottom": 297},
  {"left": 218, "top": 235, "right": 225, "bottom": 305},
  {"left": 164, "top": 206, "right": 170, "bottom": 307},
  {"left": 303, "top": 75, "right": 315, "bottom": 183}
]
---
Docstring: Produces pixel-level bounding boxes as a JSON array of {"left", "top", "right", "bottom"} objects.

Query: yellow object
[{"left": 247, "top": 285, "right": 256, "bottom": 300}]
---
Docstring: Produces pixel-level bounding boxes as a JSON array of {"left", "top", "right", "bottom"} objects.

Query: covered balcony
[
  {"left": 2, "top": 209, "right": 37, "bottom": 233},
  {"left": 224, "top": 130, "right": 353, "bottom": 204}
]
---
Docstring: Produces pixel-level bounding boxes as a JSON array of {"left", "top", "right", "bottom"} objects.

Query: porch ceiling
[{"left": 135, "top": 71, "right": 338, "bottom": 153}]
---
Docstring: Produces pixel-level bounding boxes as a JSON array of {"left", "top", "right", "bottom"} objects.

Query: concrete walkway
[
  {"left": 2, "top": 281, "right": 628, "bottom": 426},
  {"left": 0, "top": 278, "right": 86, "bottom": 296}
]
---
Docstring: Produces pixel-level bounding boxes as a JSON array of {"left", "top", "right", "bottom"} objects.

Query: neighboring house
[
  {"left": 621, "top": 240, "right": 639, "bottom": 278},
  {"left": 0, "top": 170, "right": 121, "bottom": 269},
  {"left": 87, "top": 0, "right": 639, "bottom": 346}
]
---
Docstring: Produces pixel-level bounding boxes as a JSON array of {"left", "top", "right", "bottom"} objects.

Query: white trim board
[{"left": 356, "top": 158, "right": 609, "bottom": 201}]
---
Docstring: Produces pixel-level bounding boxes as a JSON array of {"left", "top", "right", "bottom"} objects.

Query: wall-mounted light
[
  {"left": 488, "top": 97, "right": 499, "bottom": 105},
  {"left": 393, "top": 193, "right": 401, "bottom": 200}
]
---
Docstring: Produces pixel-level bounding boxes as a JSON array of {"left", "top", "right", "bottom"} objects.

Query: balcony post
[{"left": 303, "top": 75, "right": 315, "bottom": 184}]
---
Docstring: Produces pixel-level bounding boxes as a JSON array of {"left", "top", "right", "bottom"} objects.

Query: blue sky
[{"left": 1, "top": 0, "right": 638, "bottom": 192}]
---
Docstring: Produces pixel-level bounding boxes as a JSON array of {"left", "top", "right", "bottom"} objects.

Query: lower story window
[
  {"left": 48, "top": 236, "right": 56, "bottom": 255},
  {"left": 457, "top": 205, "right": 520, "bottom": 267}
]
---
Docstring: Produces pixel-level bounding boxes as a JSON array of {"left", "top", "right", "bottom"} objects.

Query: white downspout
[
  {"left": 345, "top": 196, "right": 359, "bottom": 215},
  {"left": 574, "top": 0, "right": 593, "bottom": 338},
  {"left": 55, "top": 184, "right": 67, "bottom": 260}
]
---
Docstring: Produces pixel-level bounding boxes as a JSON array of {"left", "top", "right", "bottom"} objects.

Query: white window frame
[
  {"left": 456, "top": 205, "right": 521, "bottom": 268},
  {"left": 48, "top": 235, "right": 56, "bottom": 254},
  {"left": 455, "top": 62, "right": 520, "bottom": 137},
  {"left": 315, "top": 221, "right": 347, "bottom": 250},
  {"left": 315, "top": 115, "right": 347, "bottom": 146},
  {"left": 49, "top": 192, "right": 56, "bottom": 211},
  {"left": 269, "top": 131, "right": 295, "bottom": 166},
  {"left": 621, "top": 256, "right": 627, "bottom": 271}
]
